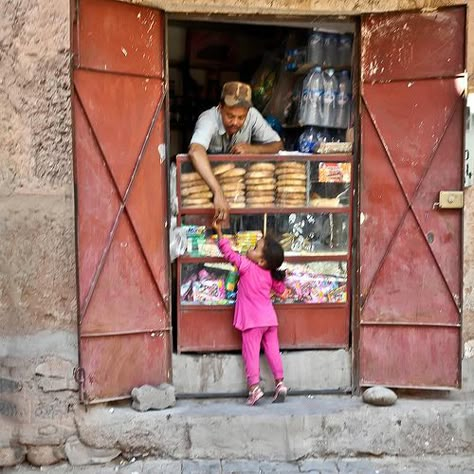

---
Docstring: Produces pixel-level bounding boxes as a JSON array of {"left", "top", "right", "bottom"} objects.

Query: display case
[{"left": 176, "top": 154, "right": 353, "bottom": 352}]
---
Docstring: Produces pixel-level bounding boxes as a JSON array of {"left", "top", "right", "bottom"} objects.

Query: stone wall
[
  {"left": 0, "top": 0, "right": 473, "bottom": 468},
  {"left": 0, "top": 0, "right": 77, "bottom": 467}
]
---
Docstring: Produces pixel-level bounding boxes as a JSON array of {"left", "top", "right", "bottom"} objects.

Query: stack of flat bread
[
  {"left": 244, "top": 163, "right": 276, "bottom": 208},
  {"left": 275, "top": 162, "right": 307, "bottom": 207},
  {"left": 213, "top": 163, "right": 247, "bottom": 209},
  {"left": 181, "top": 171, "right": 212, "bottom": 208}
]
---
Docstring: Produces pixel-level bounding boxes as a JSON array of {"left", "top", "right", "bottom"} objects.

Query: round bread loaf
[
  {"left": 182, "top": 202, "right": 213, "bottom": 208},
  {"left": 245, "top": 170, "right": 274, "bottom": 179},
  {"left": 186, "top": 191, "right": 213, "bottom": 200},
  {"left": 221, "top": 167, "right": 246, "bottom": 178},
  {"left": 248, "top": 162, "right": 275, "bottom": 171},
  {"left": 226, "top": 196, "right": 246, "bottom": 203},
  {"left": 246, "top": 196, "right": 275, "bottom": 204},
  {"left": 229, "top": 202, "right": 246, "bottom": 208},
  {"left": 246, "top": 191, "right": 275, "bottom": 197},
  {"left": 277, "top": 179, "right": 307, "bottom": 187},
  {"left": 276, "top": 185, "right": 307, "bottom": 194},
  {"left": 246, "top": 184, "right": 275, "bottom": 191},
  {"left": 221, "top": 182, "right": 245, "bottom": 191},
  {"left": 212, "top": 163, "right": 235, "bottom": 176},
  {"left": 218, "top": 176, "right": 245, "bottom": 184},
  {"left": 181, "top": 183, "right": 210, "bottom": 196},
  {"left": 275, "top": 172, "right": 307, "bottom": 180},
  {"left": 277, "top": 193, "right": 306, "bottom": 200},
  {"left": 181, "top": 171, "right": 203, "bottom": 183},
  {"left": 245, "top": 178, "right": 276, "bottom": 185},
  {"left": 182, "top": 197, "right": 213, "bottom": 205},
  {"left": 248, "top": 202, "right": 274, "bottom": 208}
]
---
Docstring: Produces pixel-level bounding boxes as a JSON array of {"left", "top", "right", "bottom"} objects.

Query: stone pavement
[{"left": 5, "top": 455, "right": 474, "bottom": 473}]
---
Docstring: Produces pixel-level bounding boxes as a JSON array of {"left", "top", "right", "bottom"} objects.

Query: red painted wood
[
  {"left": 77, "top": 0, "right": 164, "bottom": 77},
  {"left": 359, "top": 8, "right": 464, "bottom": 388},
  {"left": 178, "top": 306, "right": 349, "bottom": 352},
  {"left": 362, "top": 7, "right": 465, "bottom": 82},
  {"left": 73, "top": 0, "right": 170, "bottom": 402},
  {"left": 360, "top": 326, "right": 460, "bottom": 388}
]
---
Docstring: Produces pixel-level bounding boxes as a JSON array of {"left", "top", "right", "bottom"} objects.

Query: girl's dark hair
[{"left": 262, "top": 236, "right": 286, "bottom": 281}]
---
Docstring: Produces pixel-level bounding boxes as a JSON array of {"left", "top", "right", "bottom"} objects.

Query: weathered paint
[
  {"left": 73, "top": 0, "right": 171, "bottom": 402},
  {"left": 359, "top": 8, "right": 464, "bottom": 388}
]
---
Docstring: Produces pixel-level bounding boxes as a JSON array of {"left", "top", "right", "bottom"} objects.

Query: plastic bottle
[
  {"left": 322, "top": 68, "right": 338, "bottom": 128},
  {"left": 338, "top": 34, "right": 353, "bottom": 67},
  {"left": 307, "top": 30, "right": 324, "bottom": 66},
  {"left": 335, "top": 70, "right": 351, "bottom": 129},
  {"left": 323, "top": 34, "right": 338, "bottom": 67},
  {"left": 298, "top": 66, "right": 324, "bottom": 126},
  {"left": 297, "top": 126, "right": 322, "bottom": 153}
]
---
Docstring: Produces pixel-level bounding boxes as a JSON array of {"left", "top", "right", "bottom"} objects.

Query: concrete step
[
  {"left": 6, "top": 455, "right": 474, "bottom": 473},
  {"left": 74, "top": 395, "right": 474, "bottom": 461}
]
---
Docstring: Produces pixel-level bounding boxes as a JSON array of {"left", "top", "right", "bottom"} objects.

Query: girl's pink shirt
[{"left": 218, "top": 238, "right": 286, "bottom": 331}]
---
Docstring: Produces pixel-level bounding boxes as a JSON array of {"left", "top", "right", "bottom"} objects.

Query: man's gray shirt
[{"left": 190, "top": 106, "right": 281, "bottom": 154}]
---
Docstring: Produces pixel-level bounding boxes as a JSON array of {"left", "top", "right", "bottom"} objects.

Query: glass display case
[{"left": 176, "top": 154, "right": 353, "bottom": 352}]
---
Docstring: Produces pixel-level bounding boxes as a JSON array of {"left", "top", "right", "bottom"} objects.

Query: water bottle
[
  {"left": 335, "top": 70, "right": 351, "bottom": 129},
  {"left": 297, "top": 126, "right": 322, "bottom": 153},
  {"left": 298, "top": 66, "right": 324, "bottom": 126},
  {"left": 322, "top": 69, "right": 338, "bottom": 128},
  {"left": 307, "top": 30, "right": 324, "bottom": 66},
  {"left": 323, "top": 34, "right": 338, "bottom": 67},
  {"left": 338, "top": 34, "right": 353, "bottom": 67}
]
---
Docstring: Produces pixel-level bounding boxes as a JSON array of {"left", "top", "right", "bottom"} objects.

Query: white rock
[
  {"left": 65, "top": 435, "right": 121, "bottom": 466},
  {"left": 0, "top": 446, "right": 26, "bottom": 467},
  {"left": 362, "top": 385, "right": 397, "bottom": 406},
  {"left": 131, "top": 384, "right": 176, "bottom": 412},
  {"left": 26, "top": 445, "right": 65, "bottom": 466}
]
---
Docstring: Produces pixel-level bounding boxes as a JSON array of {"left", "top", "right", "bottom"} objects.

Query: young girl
[{"left": 213, "top": 220, "right": 289, "bottom": 406}]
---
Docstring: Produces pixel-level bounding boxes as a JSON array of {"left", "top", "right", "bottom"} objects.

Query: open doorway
[{"left": 167, "top": 16, "right": 358, "bottom": 358}]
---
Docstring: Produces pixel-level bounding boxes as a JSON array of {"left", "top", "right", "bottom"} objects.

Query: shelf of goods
[{"left": 176, "top": 153, "right": 353, "bottom": 352}]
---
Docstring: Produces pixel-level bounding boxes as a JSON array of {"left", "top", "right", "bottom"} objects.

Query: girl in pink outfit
[{"left": 213, "top": 221, "right": 289, "bottom": 406}]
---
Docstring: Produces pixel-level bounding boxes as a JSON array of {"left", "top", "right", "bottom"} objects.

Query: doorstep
[
  {"left": 172, "top": 349, "right": 351, "bottom": 395},
  {"left": 74, "top": 394, "right": 474, "bottom": 461}
]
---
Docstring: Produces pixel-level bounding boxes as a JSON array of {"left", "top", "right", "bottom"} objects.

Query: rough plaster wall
[{"left": 0, "top": 0, "right": 77, "bottom": 463}]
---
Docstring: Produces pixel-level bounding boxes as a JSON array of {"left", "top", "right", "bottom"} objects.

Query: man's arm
[
  {"left": 188, "top": 143, "right": 229, "bottom": 222},
  {"left": 230, "top": 141, "right": 283, "bottom": 155}
]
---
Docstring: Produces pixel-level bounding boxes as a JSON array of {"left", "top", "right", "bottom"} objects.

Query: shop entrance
[
  {"left": 72, "top": 0, "right": 465, "bottom": 403},
  {"left": 168, "top": 17, "right": 357, "bottom": 355}
]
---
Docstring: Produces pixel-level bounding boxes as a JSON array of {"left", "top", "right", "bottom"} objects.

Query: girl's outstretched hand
[
  {"left": 212, "top": 219, "right": 223, "bottom": 238},
  {"left": 280, "top": 288, "right": 290, "bottom": 300}
]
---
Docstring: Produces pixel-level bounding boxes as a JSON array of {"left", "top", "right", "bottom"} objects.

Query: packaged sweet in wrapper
[{"left": 192, "top": 279, "right": 226, "bottom": 303}]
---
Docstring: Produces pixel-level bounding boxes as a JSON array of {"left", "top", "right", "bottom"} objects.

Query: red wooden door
[
  {"left": 359, "top": 7, "right": 465, "bottom": 388},
  {"left": 72, "top": 0, "right": 171, "bottom": 402}
]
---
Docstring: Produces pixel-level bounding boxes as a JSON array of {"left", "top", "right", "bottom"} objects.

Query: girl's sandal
[
  {"left": 247, "top": 386, "right": 264, "bottom": 406},
  {"left": 272, "top": 381, "right": 288, "bottom": 403}
]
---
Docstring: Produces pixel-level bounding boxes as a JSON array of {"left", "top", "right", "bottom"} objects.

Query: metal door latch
[{"left": 433, "top": 191, "right": 464, "bottom": 209}]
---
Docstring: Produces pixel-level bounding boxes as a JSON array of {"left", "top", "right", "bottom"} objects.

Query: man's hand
[
  {"left": 213, "top": 190, "right": 229, "bottom": 223},
  {"left": 230, "top": 143, "right": 254, "bottom": 155}
]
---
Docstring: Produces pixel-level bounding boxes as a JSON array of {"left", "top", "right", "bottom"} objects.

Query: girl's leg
[
  {"left": 261, "top": 326, "right": 284, "bottom": 381},
  {"left": 241, "top": 327, "right": 264, "bottom": 388}
]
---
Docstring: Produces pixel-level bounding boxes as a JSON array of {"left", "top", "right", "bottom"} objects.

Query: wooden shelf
[
  {"left": 179, "top": 206, "right": 351, "bottom": 215},
  {"left": 179, "top": 253, "right": 349, "bottom": 263}
]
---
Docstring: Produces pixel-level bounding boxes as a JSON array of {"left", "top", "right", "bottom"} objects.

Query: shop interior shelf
[
  {"left": 178, "top": 206, "right": 351, "bottom": 215},
  {"left": 179, "top": 302, "right": 348, "bottom": 310},
  {"left": 179, "top": 253, "right": 349, "bottom": 263},
  {"left": 175, "top": 153, "right": 352, "bottom": 162}
]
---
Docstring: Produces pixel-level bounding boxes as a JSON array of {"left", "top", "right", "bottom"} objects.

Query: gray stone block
[
  {"left": 64, "top": 435, "right": 121, "bottom": 466},
  {"left": 362, "top": 386, "right": 397, "bottom": 406},
  {"left": 131, "top": 384, "right": 176, "bottom": 412},
  {"left": 222, "top": 460, "right": 262, "bottom": 473},
  {"left": 183, "top": 459, "right": 222, "bottom": 473},
  {"left": 0, "top": 446, "right": 26, "bottom": 467},
  {"left": 36, "top": 356, "right": 76, "bottom": 379},
  {"left": 26, "top": 445, "right": 66, "bottom": 466},
  {"left": 142, "top": 459, "right": 183, "bottom": 473},
  {"left": 299, "top": 458, "right": 338, "bottom": 473},
  {"left": 38, "top": 376, "right": 78, "bottom": 392}
]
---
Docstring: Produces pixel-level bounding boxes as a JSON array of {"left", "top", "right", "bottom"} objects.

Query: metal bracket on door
[{"left": 433, "top": 191, "right": 464, "bottom": 209}]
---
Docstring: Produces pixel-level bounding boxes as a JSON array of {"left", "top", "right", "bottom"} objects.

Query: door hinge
[{"left": 73, "top": 367, "right": 86, "bottom": 403}]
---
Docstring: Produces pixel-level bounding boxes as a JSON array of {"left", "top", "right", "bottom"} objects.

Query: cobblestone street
[{"left": 6, "top": 456, "right": 474, "bottom": 473}]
